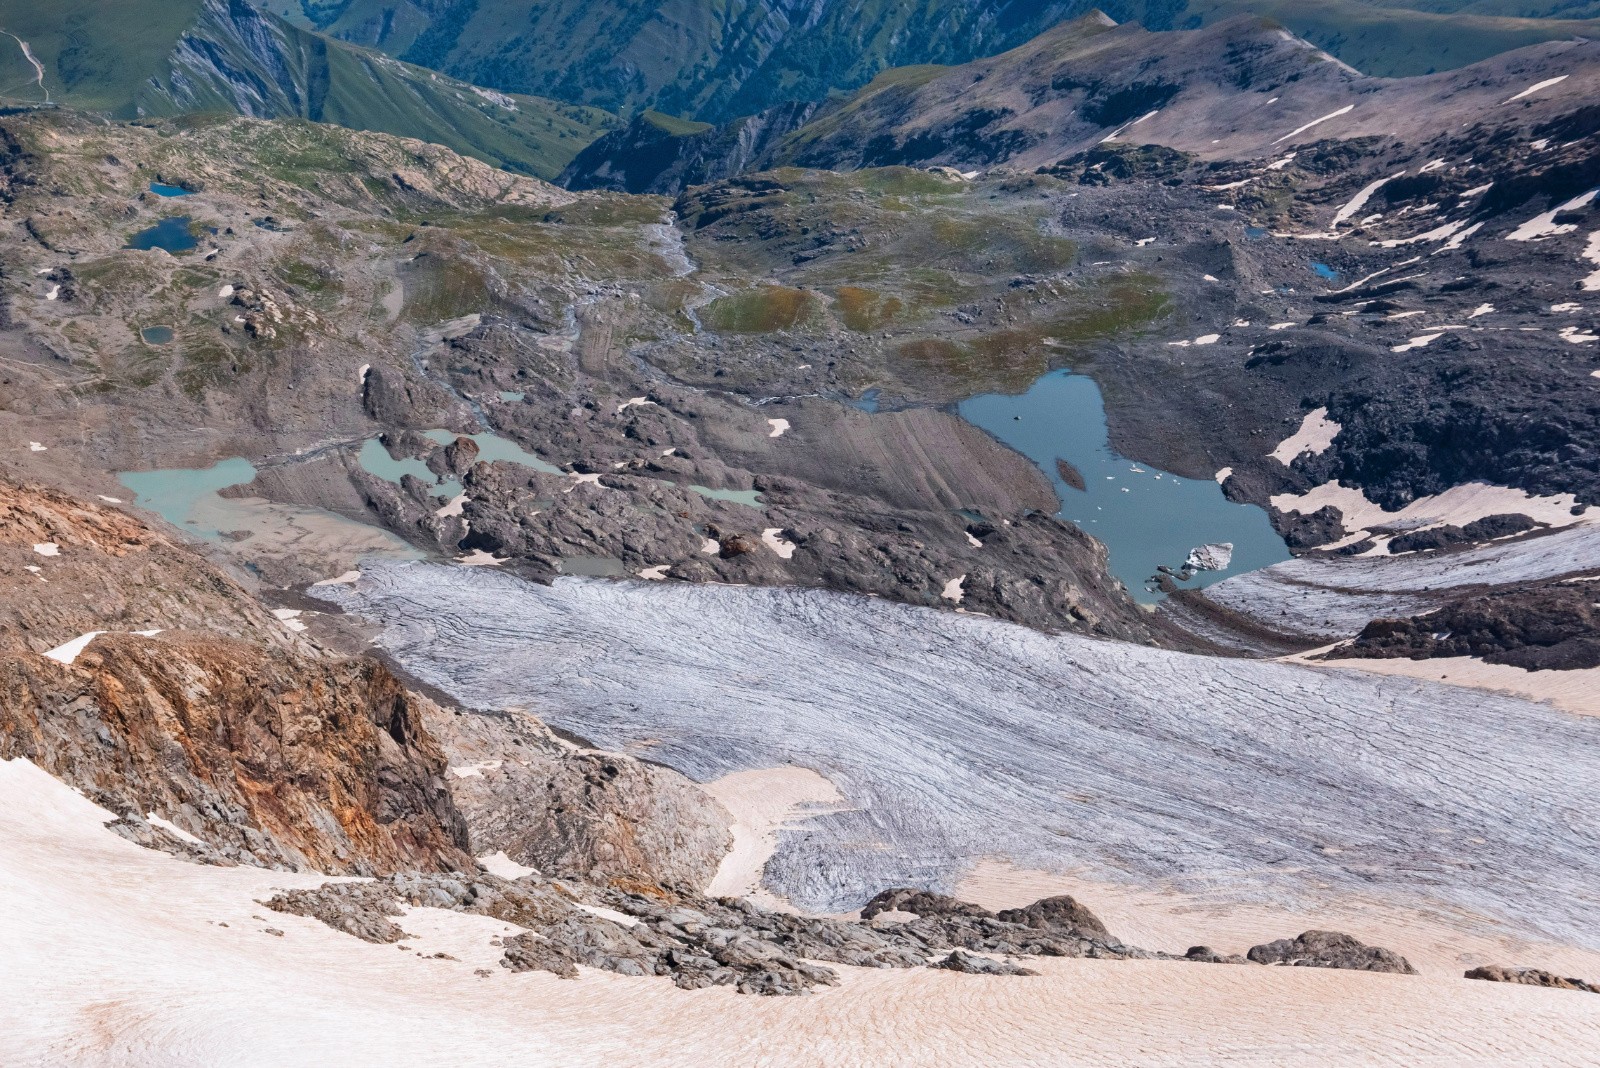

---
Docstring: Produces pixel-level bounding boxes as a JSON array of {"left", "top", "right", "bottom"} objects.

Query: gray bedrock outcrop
[{"left": 327, "top": 563, "right": 1600, "bottom": 952}]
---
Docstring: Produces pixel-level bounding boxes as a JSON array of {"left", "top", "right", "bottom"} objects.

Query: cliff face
[
  {"left": 0, "top": 474, "right": 731, "bottom": 883},
  {"left": 0, "top": 634, "right": 473, "bottom": 874}
]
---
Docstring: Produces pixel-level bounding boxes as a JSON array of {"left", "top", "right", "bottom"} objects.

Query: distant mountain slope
[
  {"left": 564, "top": 13, "right": 1600, "bottom": 187},
  {"left": 261, "top": 0, "right": 1597, "bottom": 121},
  {"left": 0, "top": 0, "right": 614, "bottom": 178}
]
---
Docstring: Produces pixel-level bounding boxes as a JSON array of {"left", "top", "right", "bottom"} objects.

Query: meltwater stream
[{"left": 959, "top": 370, "right": 1290, "bottom": 602}]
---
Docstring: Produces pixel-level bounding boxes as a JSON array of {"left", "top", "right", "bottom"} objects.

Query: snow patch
[
  {"left": 32, "top": 542, "right": 58, "bottom": 556},
  {"left": 478, "top": 851, "right": 537, "bottom": 879},
  {"left": 762, "top": 528, "right": 797, "bottom": 559},
  {"left": 941, "top": 575, "right": 966, "bottom": 603},
  {"left": 1469, "top": 303, "right": 1495, "bottom": 318},
  {"left": 272, "top": 608, "right": 307, "bottom": 633},
  {"left": 1272, "top": 104, "right": 1354, "bottom": 145},
  {"left": 615, "top": 397, "right": 654, "bottom": 415},
  {"left": 435, "top": 493, "right": 467, "bottom": 518},
  {"left": 638, "top": 565, "right": 670, "bottom": 580},
  {"left": 312, "top": 570, "right": 362, "bottom": 587},
  {"left": 1506, "top": 189, "right": 1598, "bottom": 242},
  {"left": 27, "top": 441, "right": 45, "bottom": 452},
  {"left": 1392, "top": 333, "right": 1444, "bottom": 352},
  {"left": 456, "top": 550, "right": 504, "bottom": 567},
  {"left": 766, "top": 418, "right": 790, "bottom": 439},
  {"left": 1503, "top": 75, "right": 1568, "bottom": 104},
  {"left": 1269, "top": 407, "right": 1340, "bottom": 465},
  {"left": 1214, "top": 467, "right": 1233, "bottom": 484}
]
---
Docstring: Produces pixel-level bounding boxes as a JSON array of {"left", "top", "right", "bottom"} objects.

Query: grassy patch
[
  {"left": 834, "top": 286, "right": 903, "bottom": 332},
  {"left": 701, "top": 286, "right": 820, "bottom": 333}
]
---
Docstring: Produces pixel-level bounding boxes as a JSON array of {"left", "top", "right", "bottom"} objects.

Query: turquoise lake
[{"left": 957, "top": 371, "right": 1290, "bottom": 603}]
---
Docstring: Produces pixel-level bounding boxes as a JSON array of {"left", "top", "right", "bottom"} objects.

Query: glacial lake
[
  {"left": 958, "top": 370, "right": 1291, "bottom": 603},
  {"left": 149, "top": 183, "right": 191, "bottom": 197},
  {"left": 356, "top": 429, "right": 564, "bottom": 498},
  {"left": 125, "top": 216, "right": 197, "bottom": 253}
]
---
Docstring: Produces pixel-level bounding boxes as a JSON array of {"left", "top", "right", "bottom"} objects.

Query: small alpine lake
[{"left": 957, "top": 370, "right": 1290, "bottom": 602}]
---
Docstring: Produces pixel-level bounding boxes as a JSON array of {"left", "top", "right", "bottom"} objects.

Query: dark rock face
[
  {"left": 1280, "top": 506, "right": 1347, "bottom": 552},
  {"left": 1247, "top": 930, "right": 1417, "bottom": 974},
  {"left": 933, "top": 949, "right": 1038, "bottom": 975},
  {"left": 1326, "top": 581, "right": 1600, "bottom": 671},
  {"left": 994, "top": 894, "right": 1112, "bottom": 940},
  {"left": 1465, "top": 964, "right": 1600, "bottom": 993},
  {"left": 1385, "top": 513, "right": 1539, "bottom": 555},
  {"left": 274, "top": 876, "right": 1152, "bottom": 995},
  {"left": 1185, "top": 945, "right": 1250, "bottom": 964}
]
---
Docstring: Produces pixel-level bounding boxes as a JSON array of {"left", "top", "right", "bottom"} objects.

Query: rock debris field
[{"left": 331, "top": 564, "right": 1600, "bottom": 949}]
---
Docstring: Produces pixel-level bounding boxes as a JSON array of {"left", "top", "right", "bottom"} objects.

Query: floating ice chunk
[
  {"left": 1184, "top": 542, "right": 1234, "bottom": 571},
  {"left": 1503, "top": 74, "right": 1568, "bottom": 104}
]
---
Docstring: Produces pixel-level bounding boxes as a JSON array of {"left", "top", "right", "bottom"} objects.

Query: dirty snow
[
  {"left": 1506, "top": 189, "right": 1598, "bottom": 241},
  {"left": 1269, "top": 407, "right": 1340, "bottom": 465},
  {"left": 1272, "top": 103, "right": 1355, "bottom": 145}
]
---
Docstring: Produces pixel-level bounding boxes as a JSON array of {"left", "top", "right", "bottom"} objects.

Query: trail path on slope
[{"left": 332, "top": 565, "right": 1600, "bottom": 957}]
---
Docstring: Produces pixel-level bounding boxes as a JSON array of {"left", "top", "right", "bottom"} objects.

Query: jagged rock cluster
[{"left": 1466, "top": 964, "right": 1600, "bottom": 993}]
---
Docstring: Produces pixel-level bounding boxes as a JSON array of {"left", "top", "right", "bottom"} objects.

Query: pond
[
  {"left": 1310, "top": 261, "right": 1340, "bottom": 281},
  {"left": 356, "top": 429, "right": 565, "bottom": 499},
  {"left": 125, "top": 216, "right": 197, "bottom": 253},
  {"left": 140, "top": 325, "right": 174, "bottom": 345},
  {"left": 149, "top": 183, "right": 191, "bottom": 197},
  {"left": 957, "top": 370, "right": 1291, "bottom": 603},
  {"left": 690, "top": 485, "right": 764, "bottom": 508},
  {"left": 117, "top": 458, "right": 257, "bottom": 540},
  {"left": 117, "top": 456, "right": 422, "bottom": 558}
]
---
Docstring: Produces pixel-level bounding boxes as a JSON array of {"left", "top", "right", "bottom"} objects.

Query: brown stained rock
[
  {"left": 719, "top": 532, "right": 761, "bottom": 558},
  {"left": 1055, "top": 458, "right": 1087, "bottom": 492},
  {"left": 933, "top": 949, "right": 1038, "bottom": 976},
  {"left": 1465, "top": 965, "right": 1600, "bottom": 993},
  {"left": 1247, "top": 930, "right": 1416, "bottom": 974},
  {"left": 996, "top": 894, "right": 1112, "bottom": 941}
]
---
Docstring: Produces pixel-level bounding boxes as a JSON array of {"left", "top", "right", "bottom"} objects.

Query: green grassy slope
[{"left": 0, "top": 0, "right": 614, "bottom": 178}]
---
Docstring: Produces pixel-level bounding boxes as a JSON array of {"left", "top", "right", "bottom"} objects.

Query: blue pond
[
  {"left": 140, "top": 326, "right": 174, "bottom": 345},
  {"left": 149, "top": 182, "right": 191, "bottom": 197},
  {"left": 125, "top": 216, "right": 197, "bottom": 253},
  {"left": 1310, "top": 261, "right": 1340, "bottom": 281},
  {"left": 958, "top": 371, "right": 1291, "bottom": 603}
]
